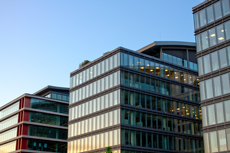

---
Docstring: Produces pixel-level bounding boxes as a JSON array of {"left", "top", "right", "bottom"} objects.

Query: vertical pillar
[{"left": 186, "top": 49, "right": 189, "bottom": 68}]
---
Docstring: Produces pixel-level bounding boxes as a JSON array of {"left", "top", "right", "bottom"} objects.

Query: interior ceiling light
[
  {"left": 219, "top": 37, "right": 224, "bottom": 40},
  {"left": 210, "top": 34, "right": 216, "bottom": 37},
  {"left": 221, "top": 30, "right": 224, "bottom": 32},
  {"left": 141, "top": 67, "right": 144, "bottom": 69}
]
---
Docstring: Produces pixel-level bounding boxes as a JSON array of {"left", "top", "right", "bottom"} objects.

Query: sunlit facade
[
  {"left": 0, "top": 85, "right": 69, "bottom": 153},
  {"left": 68, "top": 41, "right": 203, "bottom": 153},
  {"left": 193, "top": 0, "right": 230, "bottom": 152}
]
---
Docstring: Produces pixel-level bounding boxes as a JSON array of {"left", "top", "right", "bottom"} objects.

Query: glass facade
[
  {"left": 121, "top": 52, "right": 198, "bottom": 84},
  {"left": 162, "top": 52, "right": 198, "bottom": 71},
  {"left": 69, "top": 47, "right": 200, "bottom": 152},
  {"left": 68, "top": 109, "right": 120, "bottom": 137},
  {"left": 203, "top": 128, "right": 230, "bottom": 153},
  {"left": 121, "top": 109, "right": 202, "bottom": 136},
  {"left": 196, "top": 20, "right": 230, "bottom": 52},
  {"left": 194, "top": 0, "right": 230, "bottom": 30},
  {"left": 0, "top": 127, "right": 17, "bottom": 143},
  {"left": 31, "top": 98, "right": 68, "bottom": 114},
  {"left": 30, "top": 112, "right": 68, "bottom": 127},
  {"left": 27, "top": 139, "right": 67, "bottom": 153},
  {"left": 121, "top": 71, "right": 200, "bottom": 103},
  {"left": 0, "top": 141, "right": 16, "bottom": 153},
  {"left": 29, "top": 125, "right": 67, "bottom": 140},
  {"left": 45, "top": 92, "right": 69, "bottom": 102},
  {"left": 70, "top": 71, "right": 120, "bottom": 104},
  {"left": 199, "top": 73, "right": 230, "bottom": 100},
  {"left": 121, "top": 90, "right": 201, "bottom": 119},
  {"left": 201, "top": 100, "right": 230, "bottom": 127},
  {"left": 121, "top": 129, "right": 203, "bottom": 152},
  {"left": 69, "top": 90, "right": 120, "bottom": 121},
  {"left": 198, "top": 46, "right": 230, "bottom": 75},
  {"left": 0, "top": 114, "right": 18, "bottom": 131},
  {"left": 70, "top": 53, "right": 120, "bottom": 88},
  {"left": 0, "top": 101, "right": 19, "bottom": 119},
  {"left": 68, "top": 129, "right": 120, "bottom": 153}
]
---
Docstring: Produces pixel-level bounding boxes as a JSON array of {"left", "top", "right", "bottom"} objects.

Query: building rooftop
[{"left": 33, "top": 85, "right": 69, "bottom": 96}]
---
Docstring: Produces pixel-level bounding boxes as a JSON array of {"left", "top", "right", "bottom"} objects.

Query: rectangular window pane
[
  {"left": 209, "top": 27, "right": 217, "bottom": 47},
  {"left": 201, "top": 31, "right": 209, "bottom": 50},
  {"left": 225, "top": 20, "right": 230, "bottom": 40},
  {"left": 211, "top": 51, "right": 219, "bottom": 71},
  {"left": 204, "top": 133, "right": 210, "bottom": 153},
  {"left": 205, "top": 79, "right": 213, "bottom": 99},
  {"left": 207, "top": 5, "right": 214, "bottom": 23},
  {"left": 222, "top": 0, "right": 230, "bottom": 16},
  {"left": 198, "top": 57, "right": 203, "bottom": 75},
  {"left": 213, "top": 76, "right": 222, "bottom": 96},
  {"left": 202, "top": 107, "right": 208, "bottom": 126},
  {"left": 221, "top": 73, "right": 230, "bottom": 94},
  {"left": 210, "top": 131, "right": 218, "bottom": 152},
  {"left": 219, "top": 48, "right": 227, "bottom": 68},
  {"left": 214, "top": 1, "right": 222, "bottom": 20},
  {"left": 224, "top": 100, "right": 230, "bottom": 121},
  {"left": 216, "top": 102, "right": 224, "bottom": 123},
  {"left": 203, "top": 54, "right": 211, "bottom": 74},
  {"left": 217, "top": 24, "right": 225, "bottom": 43},
  {"left": 194, "top": 12, "right": 200, "bottom": 29},
  {"left": 218, "top": 129, "right": 227, "bottom": 151},
  {"left": 199, "top": 9, "right": 207, "bottom": 27},
  {"left": 196, "top": 35, "right": 201, "bottom": 52},
  {"left": 208, "top": 104, "right": 216, "bottom": 125}
]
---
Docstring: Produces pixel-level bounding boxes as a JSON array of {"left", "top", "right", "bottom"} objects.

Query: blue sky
[{"left": 0, "top": 0, "right": 203, "bottom": 106}]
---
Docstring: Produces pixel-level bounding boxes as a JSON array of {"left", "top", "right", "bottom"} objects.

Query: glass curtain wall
[
  {"left": 121, "top": 109, "right": 202, "bottom": 136},
  {"left": 196, "top": 20, "right": 230, "bottom": 52},
  {"left": 31, "top": 98, "right": 68, "bottom": 114},
  {"left": 121, "top": 52, "right": 199, "bottom": 86},
  {"left": 121, "top": 71, "right": 200, "bottom": 103},
  {"left": 0, "top": 127, "right": 17, "bottom": 143},
  {"left": 69, "top": 90, "right": 120, "bottom": 121},
  {"left": 121, "top": 129, "right": 203, "bottom": 152},
  {"left": 0, "top": 114, "right": 18, "bottom": 131},
  {"left": 121, "top": 90, "right": 201, "bottom": 119},
  {"left": 194, "top": 0, "right": 230, "bottom": 30},
  {"left": 0, "top": 141, "right": 16, "bottom": 153},
  {"left": 0, "top": 102, "right": 19, "bottom": 119},
  {"left": 199, "top": 73, "right": 230, "bottom": 100},
  {"left": 70, "top": 53, "right": 120, "bottom": 88}
]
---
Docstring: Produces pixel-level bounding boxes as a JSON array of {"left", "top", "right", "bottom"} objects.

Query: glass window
[
  {"left": 150, "top": 61, "right": 155, "bottom": 74},
  {"left": 214, "top": 1, "right": 222, "bottom": 20},
  {"left": 203, "top": 133, "right": 210, "bottom": 153},
  {"left": 208, "top": 104, "right": 216, "bottom": 125},
  {"left": 140, "top": 59, "right": 144, "bottom": 72},
  {"left": 199, "top": 9, "right": 207, "bottom": 27},
  {"left": 210, "top": 131, "right": 218, "bottom": 152},
  {"left": 207, "top": 5, "right": 214, "bottom": 23},
  {"left": 224, "top": 100, "right": 230, "bottom": 121},
  {"left": 205, "top": 79, "right": 213, "bottom": 99},
  {"left": 217, "top": 24, "right": 225, "bottom": 43},
  {"left": 194, "top": 12, "right": 200, "bottom": 29},
  {"left": 225, "top": 20, "right": 230, "bottom": 40},
  {"left": 201, "top": 31, "right": 209, "bottom": 50},
  {"left": 196, "top": 35, "right": 201, "bottom": 52},
  {"left": 226, "top": 128, "right": 230, "bottom": 150},
  {"left": 216, "top": 102, "right": 224, "bottom": 123},
  {"left": 197, "top": 57, "right": 203, "bottom": 75},
  {"left": 213, "top": 76, "right": 222, "bottom": 97},
  {"left": 211, "top": 51, "right": 219, "bottom": 71},
  {"left": 202, "top": 107, "right": 208, "bottom": 127},
  {"left": 222, "top": 0, "right": 230, "bottom": 16},
  {"left": 219, "top": 48, "right": 228, "bottom": 68},
  {"left": 129, "top": 55, "right": 134, "bottom": 69},
  {"left": 203, "top": 54, "right": 211, "bottom": 74},
  {"left": 209, "top": 27, "right": 217, "bottom": 47},
  {"left": 221, "top": 73, "right": 230, "bottom": 94},
  {"left": 145, "top": 60, "right": 150, "bottom": 73},
  {"left": 218, "top": 129, "right": 227, "bottom": 151},
  {"left": 134, "top": 56, "right": 139, "bottom": 71}
]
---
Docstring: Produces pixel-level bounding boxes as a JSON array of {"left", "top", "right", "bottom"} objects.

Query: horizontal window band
[
  {"left": 67, "top": 124, "right": 121, "bottom": 141},
  {"left": 70, "top": 67, "right": 120, "bottom": 92}
]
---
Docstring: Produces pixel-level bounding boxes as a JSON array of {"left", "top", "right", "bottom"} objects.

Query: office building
[
  {"left": 193, "top": 0, "right": 230, "bottom": 152},
  {"left": 68, "top": 41, "right": 203, "bottom": 153},
  {"left": 0, "top": 85, "right": 69, "bottom": 153}
]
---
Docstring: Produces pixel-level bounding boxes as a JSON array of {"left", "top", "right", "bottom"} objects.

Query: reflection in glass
[
  {"left": 199, "top": 9, "right": 207, "bottom": 27},
  {"left": 216, "top": 102, "right": 224, "bottom": 124},
  {"left": 207, "top": 5, "right": 214, "bottom": 23},
  {"left": 205, "top": 79, "right": 213, "bottom": 99},
  {"left": 194, "top": 12, "right": 199, "bottom": 29},
  {"left": 210, "top": 131, "right": 218, "bottom": 152},
  {"left": 217, "top": 24, "right": 225, "bottom": 43},
  {"left": 211, "top": 51, "right": 219, "bottom": 71},
  {"left": 221, "top": 73, "right": 230, "bottom": 94},
  {"left": 224, "top": 100, "right": 230, "bottom": 121},
  {"left": 208, "top": 104, "right": 216, "bottom": 125},
  {"left": 218, "top": 130, "right": 227, "bottom": 151},
  {"left": 203, "top": 54, "right": 211, "bottom": 74},
  {"left": 213, "top": 76, "right": 222, "bottom": 97},
  {"left": 209, "top": 27, "right": 217, "bottom": 47},
  {"left": 201, "top": 31, "right": 209, "bottom": 50},
  {"left": 219, "top": 48, "right": 227, "bottom": 68},
  {"left": 225, "top": 21, "right": 230, "bottom": 40},
  {"left": 214, "top": 2, "right": 222, "bottom": 20}
]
